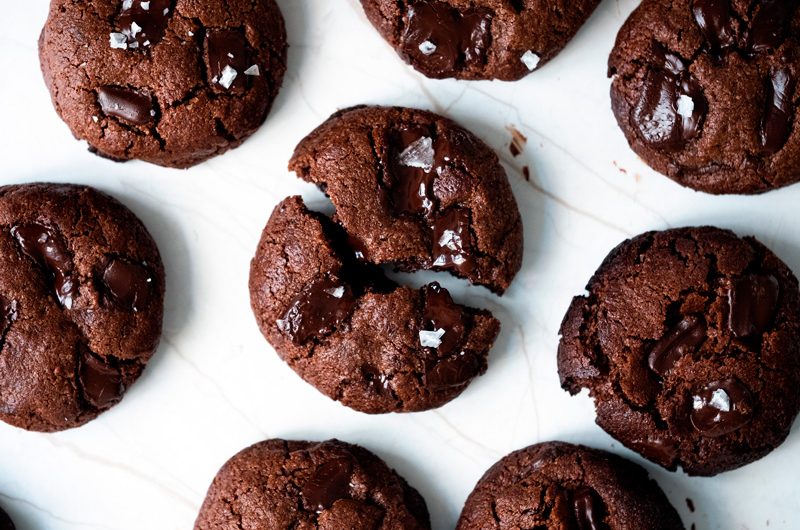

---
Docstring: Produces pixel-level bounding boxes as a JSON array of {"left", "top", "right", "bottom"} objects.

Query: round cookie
[
  {"left": 195, "top": 439, "right": 431, "bottom": 530},
  {"left": 39, "top": 0, "right": 287, "bottom": 168},
  {"left": 457, "top": 442, "right": 684, "bottom": 530},
  {"left": 559, "top": 227, "right": 800, "bottom": 476},
  {"left": 359, "top": 0, "right": 601, "bottom": 80},
  {"left": 0, "top": 183, "right": 165, "bottom": 432},
  {"left": 609, "top": 0, "right": 800, "bottom": 194},
  {"left": 249, "top": 196, "right": 500, "bottom": 413},
  {"left": 0, "top": 506, "right": 13, "bottom": 530},
  {"left": 289, "top": 105, "right": 523, "bottom": 294}
]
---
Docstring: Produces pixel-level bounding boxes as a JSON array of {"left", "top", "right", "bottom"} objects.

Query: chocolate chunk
[
  {"left": 277, "top": 276, "right": 356, "bottom": 344},
  {"left": 116, "top": 0, "right": 172, "bottom": 48},
  {"left": 390, "top": 126, "right": 437, "bottom": 215},
  {"left": 648, "top": 316, "right": 707, "bottom": 376},
  {"left": 431, "top": 208, "right": 475, "bottom": 275},
  {"left": 691, "top": 378, "right": 753, "bottom": 437},
  {"left": 79, "top": 352, "right": 124, "bottom": 409},
  {"left": 11, "top": 223, "right": 78, "bottom": 309},
  {"left": 728, "top": 274, "right": 780, "bottom": 337},
  {"left": 630, "top": 436, "right": 679, "bottom": 465},
  {"left": 425, "top": 353, "right": 481, "bottom": 390},
  {"left": 760, "top": 68, "right": 795, "bottom": 154},
  {"left": 97, "top": 86, "right": 154, "bottom": 125},
  {"left": 691, "top": 0, "right": 737, "bottom": 57},
  {"left": 632, "top": 46, "right": 707, "bottom": 151},
  {"left": 422, "top": 282, "right": 466, "bottom": 355},
  {"left": 205, "top": 29, "right": 248, "bottom": 91},
  {"left": 572, "top": 486, "right": 607, "bottom": 530},
  {"left": 302, "top": 458, "right": 353, "bottom": 512},
  {"left": 400, "top": 0, "right": 492, "bottom": 78},
  {"left": 747, "top": 0, "right": 794, "bottom": 54},
  {"left": 102, "top": 258, "right": 153, "bottom": 312}
]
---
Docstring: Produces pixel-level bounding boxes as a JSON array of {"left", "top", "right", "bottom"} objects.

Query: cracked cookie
[
  {"left": 0, "top": 183, "right": 165, "bottom": 432},
  {"left": 359, "top": 0, "right": 601, "bottom": 80},
  {"left": 457, "top": 441, "right": 684, "bottom": 530},
  {"left": 289, "top": 105, "right": 523, "bottom": 294},
  {"left": 609, "top": 0, "right": 800, "bottom": 194},
  {"left": 558, "top": 227, "right": 800, "bottom": 475},
  {"left": 194, "top": 439, "right": 431, "bottom": 530},
  {"left": 0, "top": 506, "right": 13, "bottom": 530},
  {"left": 39, "top": 0, "right": 287, "bottom": 168},
  {"left": 249, "top": 196, "right": 500, "bottom": 413}
]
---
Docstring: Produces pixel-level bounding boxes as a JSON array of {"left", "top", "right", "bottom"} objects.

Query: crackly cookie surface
[
  {"left": 559, "top": 227, "right": 800, "bottom": 476},
  {"left": 0, "top": 184, "right": 165, "bottom": 432},
  {"left": 360, "top": 0, "right": 601, "bottom": 80},
  {"left": 39, "top": 0, "right": 287, "bottom": 168},
  {"left": 249, "top": 196, "right": 500, "bottom": 413},
  {"left": 609, "top": 0, "right": 800, "bottom": 194},
  {"left": 289, "top": 105, "right": 523, "bottom": 294},
  {"left": 194, "top": 439, "right": 431, "bottom": 530},
  {"left": 457, "top": 442, "right": 684, "bottom": 530}
]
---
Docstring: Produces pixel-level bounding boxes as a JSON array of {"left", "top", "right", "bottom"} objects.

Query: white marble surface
[{"left": 1, "top": 1, "right": 799, "bottom": 528}]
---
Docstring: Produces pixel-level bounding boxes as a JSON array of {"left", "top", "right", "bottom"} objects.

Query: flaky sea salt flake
[
  {"left": 398, "top": 136, "right": 434, "bottom": 172},
  {"left": 218, "top": 65, "right": 238, "bottom": 89},
  {"left": 677, "top": 94, "right": 695, "bottom": 118},
  {"left": 163, "top": 7, "right": 169, "bottom": 15},
  {"left": 419, "top": 40, "right": 437, "bottom": 55},
  {"left": 521, "top": 50, "right": 540, "bottom": 71},
  {"left": 709, "top": 389, "right": 731, "bottom": 412},
  {"left": 244, "top": 64, "right": 260, "bottom": 76},
  {"left": 130, "top": 21, "right": 142, "bottom": 38},
  {"left": 140, "top": 0, "right": 150, "bottom": 9},
  {"left": 109, "top": 33, "right": 128, "bottom": 49},
  {"left": 122, "top": 0, "right": 133, "bottom": 10},
  {"left": 419, "top": 328, "right": 446, "bottom": 348},
  {"left": 325, "top": 286, "right": 346, "bottom": 299}
]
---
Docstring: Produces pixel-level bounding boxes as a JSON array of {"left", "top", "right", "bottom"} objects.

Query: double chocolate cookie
[
  {"left": 39, "top": 0, "right": 287, "bottom": 168},
  {"left": 559, "top": 227, "right": 800, "bottom": 475},
  {"left": 0, "top": 184, "right": 165, "bottom": 431},
  {"left": 457, "top": 441, "right": 684, "bottom": 530},
  {"left": 194, "top": 439, "right": 431, "bottom": 530},
  {"left": 249, "top": 197, "right": 500, "bottom": 413},
  {"left": 289, "top": 106, "right": 523, "bottom": 294},
  {"left": 609, "top": 0, "right": 800, "bottom": 194},
  {"left": 360, "top": 0, "right": 601, "bottom": 80}
]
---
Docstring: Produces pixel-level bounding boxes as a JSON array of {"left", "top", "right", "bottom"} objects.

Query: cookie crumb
[{"left": 507, "top": 125, "right": 527, "bottom": 157}]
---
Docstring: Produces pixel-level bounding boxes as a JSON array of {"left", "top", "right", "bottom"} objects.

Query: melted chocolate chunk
[
  {"left": 390, "top": 126, "right": 437, "bottom": 215},
  {"left": 116, "top": 0, "right": 172, "bottom": 49},
  {"left": 747, "top": 0, "right": 795, "bottom": 54},
  {"left": 425, "top": 353, "right": 481, "bottom": 390},
  {"left": 630, "top": 436, "right": 679, "bottom": 465},
  {"left": 79, "top": 352, "right": 124, "bottom": 409},
  {"left": 422, "top": 282, "right": 466, "bottom": 355},
  {"left": 692, "top": 0, "right": 738, "bottom": 56},
  {"left": 97, "top": 86, "right": 154, "bottom": 125},
  {"left": 205, "top": 29, "right": 249, "bottom": 91},
  {"left": 572, "top": 486, "right": 607, "bottom": 530},
  {"left": 431, "top": 207, "right": 475, "bottom": 275},
  {"left": 760, "top": 68, "right": 795, "bottom": 154},
  {"left": 691, "top": 378, "right": 753, "bottom": 437},
  {"left": 277, "top": 276, "right": 356, "bottom": 344},
  {"left": 728, "top": 274, "right": 780, "bottom": 337},
  {"left": 12, "top": 223, "right": 78, "bottom": 309},
  {"left": 302, "top": 458, "right": 353, "bottom": 512},
  {"left": 648, "top": 316, "right": 707, "bottom": 376},
  {"left": 102, "top": 258, "right": 153, "bottom": 312},
  {"left": 633, "top": 46, "right": 707, "bottom": 151},
  {"left": 401, "top": 0, "right": 492, "bottom": 78}
]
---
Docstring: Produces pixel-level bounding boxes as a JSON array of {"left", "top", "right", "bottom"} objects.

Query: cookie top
[
  {"left": 194, "top": 439, "right": 431, "bottom": 530},
  {"left": 0, "top": 507, "right": 13, "bottom": 530},
  {"left": 609, "top": 0, "right": 800, "bottom": 194},
  {"left": 457, "top": 442, "right": 684, "bottom": 530},
  {"left": 360, "top": 0, "right": 600, "bottom": 80},
  {"left": 39, "top": 0, "right": 287, "bottom": 168},
  {"left": 559, "top": 227, "right": 800, "bottom": 475},
  {"left": 249, "top": 196, "right": 500, "bottom": 413},
  {"left": 0, "top": 184, "right": 165, "bottom": 432},
  {"left": 289, "top": 106, "right": 523, "bottom": 294}
]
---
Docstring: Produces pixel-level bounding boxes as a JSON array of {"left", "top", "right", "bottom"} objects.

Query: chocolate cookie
[
  {"left": 194, "top": 439, "right": 431, "bottom": 530},
  {"left": 0, "top": 184, "right": 165, "bottom": 432},
  {"left": 360, "top": 0, "right": 601, "bottom": 80},
  {"left": 289, "top": 106, "right": 523, "bottom": 294},
  {"left": 609, "top": 0, "right": 800, "bottom": 194},
  {"left": 457, "top": 442, "right": 684, "bottom": 530},
  {"left": 0, "top": 506, "right": 14, "bottom": 530},
  {"left": 559, "top": 227, "right": 800, "bottom": 476},
  {"left": 249, "top": 196, "right": 500, "bottom": 413},
  {"left": 39, "top": 0, "right": 287, "bottom": 168}
]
